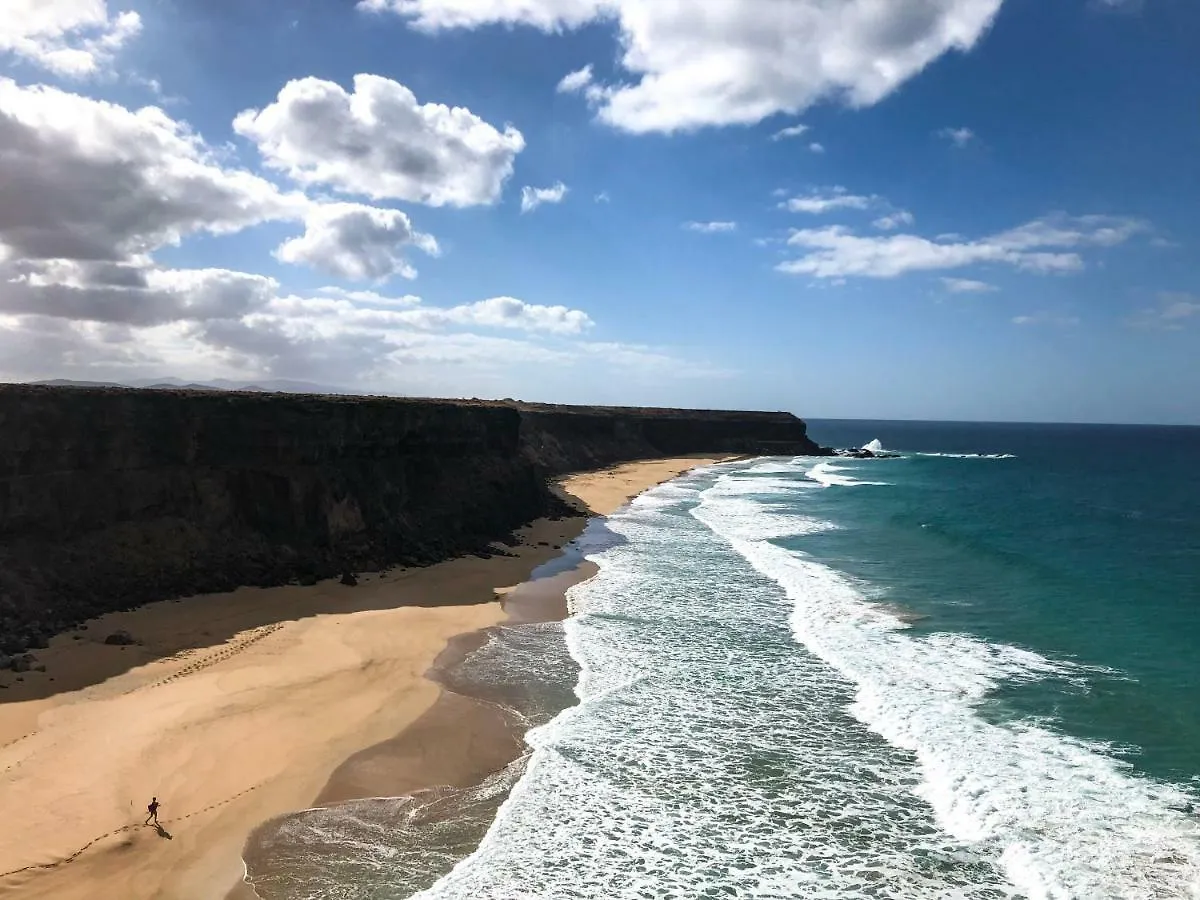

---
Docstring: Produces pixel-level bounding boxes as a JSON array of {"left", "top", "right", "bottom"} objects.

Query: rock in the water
[
  {"left": 104, "top": 630, "right": 136, "bottom": 646},
  {"left": 339, "top": 571, "right": 358, "bottom": 587},
  {"left": 834, "top": 448, "right": 901, "bottom": 459}
]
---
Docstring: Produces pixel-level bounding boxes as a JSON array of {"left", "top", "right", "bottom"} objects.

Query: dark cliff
[{"left": 0, "top": 385, "right": 824, "bottom": 652}]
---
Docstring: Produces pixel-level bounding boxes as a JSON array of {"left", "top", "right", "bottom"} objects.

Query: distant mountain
[
  {"left": 30, "top": 378, "right": 127, "bottom": 389},
  {"left": 28, "top": 376, "right": 362, "bottom": 396}
]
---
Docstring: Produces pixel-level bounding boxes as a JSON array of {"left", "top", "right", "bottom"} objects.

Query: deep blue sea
[{"left": 248, "top": 421, "right": 1200, "bottom": 899}]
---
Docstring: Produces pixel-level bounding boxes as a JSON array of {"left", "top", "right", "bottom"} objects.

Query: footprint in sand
[{"left": 127, "top": 623, "right": 285, "bottom": 695}]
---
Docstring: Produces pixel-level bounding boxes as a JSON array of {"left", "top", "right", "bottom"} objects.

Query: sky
[{"left": 0, "top": 0, "right": 1198, "bottom": 424}]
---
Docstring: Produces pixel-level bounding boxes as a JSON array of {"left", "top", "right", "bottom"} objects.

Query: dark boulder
[
  {"left": 834, "top": 448, "right": 901, "bottom": 459},
  {"left": 339, "top": 571, "right": 358, "bottom": 587},
  {"left": 103, "top": 630, "right": 136, "bottom": 646},
  {"left": 10, "top": 653, "right": 35, "bottom": 672}
]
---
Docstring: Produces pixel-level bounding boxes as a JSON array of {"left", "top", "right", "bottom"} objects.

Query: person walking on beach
[{"left": 145, "top": 797, "right": 160, "bottom": 826}]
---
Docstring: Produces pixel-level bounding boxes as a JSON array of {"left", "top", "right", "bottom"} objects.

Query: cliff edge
[{"left": 0, "top": 385, "right": 824, "bottom": 653}]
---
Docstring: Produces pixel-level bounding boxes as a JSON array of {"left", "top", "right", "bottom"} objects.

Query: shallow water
[{"left": 250, "top": 423, "right": 1200, "bottom": 899}]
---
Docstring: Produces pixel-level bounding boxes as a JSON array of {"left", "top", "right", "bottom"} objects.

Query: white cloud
[
  {"left": 275, "top": 203, "right": 439, "bottom": 282},
  {"left": 0, "top": 283, "right": 723, "bottom": 395},
  {"left": 520, "top": 181, "right": 569, "bottom": 213},
  {"left": 0, "top": 0, "right": 141, "bottom": 76},
  {"left": 594, "top": 191, "right": 610, "bottom": 203},
  {"left": 781, "top": 187, "right": 874, "bottom": 214},
  {"left": 1127, "top": 292, "right": 1200, "bottom": 331},
  {"left": 0, "top": 77, "right": 439, "bottom": 297},
  {"left": 1, "top": 260, "right": 279, "bottom": 326},
  {"left": 557, "top": 64, "right": 595, "bottom": 93},
  {"left": 234, "top": 74, "right": 526, "bottom": 207},
  {"left": 0, "top": 77, "right": 306, "bottom": 263},
  {"left": 941, "top": 277, "right": 997, "bottom": 293},
  {"left": 1012, "top": 312, "right": 1080, "bottom": 327},
  {"left": 358, "top": 0, "right": 606, "bottom": 31},
  {"left": 412, "top": 296, "right": 593, "bottom": 333},
  {"left": 772, "top": 123, "right": 808, "bottom": 140},
  {"left": 779, "top": 214, "right": 1147, "bottom": 280},
  {"left": 808, "top": 142, "right": 825, "bottom": 154},
  {"left": 938, "top": 126, "right": 976, "bottom": 147},
  {"left": 317, "top": 287, "right": 422, "bottom": 307},
  {"left": 262, "top": 292, "right": 593, "bottom": 335},
  {"left": 873, "top": 210, "right": 916, "bottom": 230},
  {"left": 683, "top": 221, "right": 737, "bottom": 234},
  {"left": 361, "top": 0, "right": 1004, "bottom": 133},
  {"left": 0, "top": 67, "right": 719, "bottom": 395}
]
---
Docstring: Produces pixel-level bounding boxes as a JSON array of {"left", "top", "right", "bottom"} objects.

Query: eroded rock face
[{"left": 0, "top": 386, "right": 825, "bottom": 650}]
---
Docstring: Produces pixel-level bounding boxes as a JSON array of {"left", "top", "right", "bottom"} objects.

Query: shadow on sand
[{"left": 0, "top": 513, "right": 590, "bottom": 706}]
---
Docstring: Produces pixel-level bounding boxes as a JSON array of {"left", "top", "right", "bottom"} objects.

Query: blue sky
[{"left": 1, "top": 0, "right": 1197, "bottom": 423}]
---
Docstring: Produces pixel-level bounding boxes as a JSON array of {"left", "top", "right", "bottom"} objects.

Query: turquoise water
[
  {"left": 801, "top": 421, "right": 1200, "bottom": 786},
  {"left": 407, "top": 423, "right": 1200, "bottom": 899},
  {"left": 248, "top": 423, "right": 1200, "bottom": 898}
]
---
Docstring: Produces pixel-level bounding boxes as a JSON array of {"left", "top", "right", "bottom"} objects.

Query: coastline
[{"left": 0, "top": 456, "right": 729, "bottom": 900}]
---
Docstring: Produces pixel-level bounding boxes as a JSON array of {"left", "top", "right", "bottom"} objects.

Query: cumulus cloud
[
  {"left": 520, "top": 182, "right": 569, "bottom": 213},
  {"left": 0, "top": 60, "right": 718, "bottom": 395},
  {"left": 772, "top": 123, "right": 808, "bottom": 140},
  {"left": 0, "top": 282, "right": 723, "bottom": 396},
  {"left": 234, "top": 74, "right": 526, "bottom": 207},
  {"left": 361, "top": 0, "right": 1004, "bottom": 133},
  {"left": 684, "top": 221, "right": 737, "bottom": 234},
  {"left": 938, "top": 126, "right": 976, "bottom": 147},
  {"left": 779, "top": 214, "right": 1147, "bottom": 280},
  {"left": 0, "top": 0, "right": 141, "bottom": 76},
  {"left": 164, "top": 291, "right": 604, "bottom": 386},
  {"left": 1, "top": 261, "right": 279, "bottom": 326},
  {"left": 0, "top": 77, "right": 306, "bottom": 263},
  {"left": 941, "top": 277, "right": 997, "bottom": 293},
  {"left": 0, "top": 77, "right": 452, "bottom": 293},
  {"left": 809, "top": 142, "right": 825, "bottom": 154},
  {"left": 781, "top": 187, "right": 875, "bottom": 214},
  {"left": 275, "top": 203, "right": 439, "bottom": 281}
]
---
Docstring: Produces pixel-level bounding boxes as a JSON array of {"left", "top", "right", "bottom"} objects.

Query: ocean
[{"left": 248, "top": 421, "right": 1200, "bottom": 899}]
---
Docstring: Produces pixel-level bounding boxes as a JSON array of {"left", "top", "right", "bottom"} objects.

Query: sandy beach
[{"left": 0, "top": 456, "right": 727, "bottom": 900}]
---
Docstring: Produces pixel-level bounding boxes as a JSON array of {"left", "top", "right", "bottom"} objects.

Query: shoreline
[
  {"left": 0, "top": 456, "right": 731, "bottom": 900},
  {"left": 232, "top": 556, "right": 600, "bottom": 900}
]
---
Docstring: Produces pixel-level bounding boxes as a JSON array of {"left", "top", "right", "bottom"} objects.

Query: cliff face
[{"left": 0, "top": 385, "right": 824, "bottom": 652}]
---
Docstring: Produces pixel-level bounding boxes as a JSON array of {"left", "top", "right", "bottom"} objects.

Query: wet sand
[{"left": 0, "top": 456, "right": 729, "bottom": 900}]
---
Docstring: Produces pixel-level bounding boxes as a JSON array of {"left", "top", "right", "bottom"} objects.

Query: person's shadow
[{"left": 152, "top": 823, "right": 173, "bottom": 840}]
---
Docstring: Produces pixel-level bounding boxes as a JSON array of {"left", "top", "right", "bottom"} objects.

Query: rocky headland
[{"left": 0, "top": 385, "right": 825, "bottom": 656}]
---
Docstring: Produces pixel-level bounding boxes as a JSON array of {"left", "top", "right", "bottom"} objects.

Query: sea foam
[
  {"left": 414, "top": 473, "right": 1013, "bottom": 899},
  {"left": 409, "top": 464, "right": 1200, "bottom": 900},
  {"left": 693, "top": 472, "right": 1200, "bottom": 899},
  {"left": 808, "top": 461, "right": 891, "bottom": 488}
]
